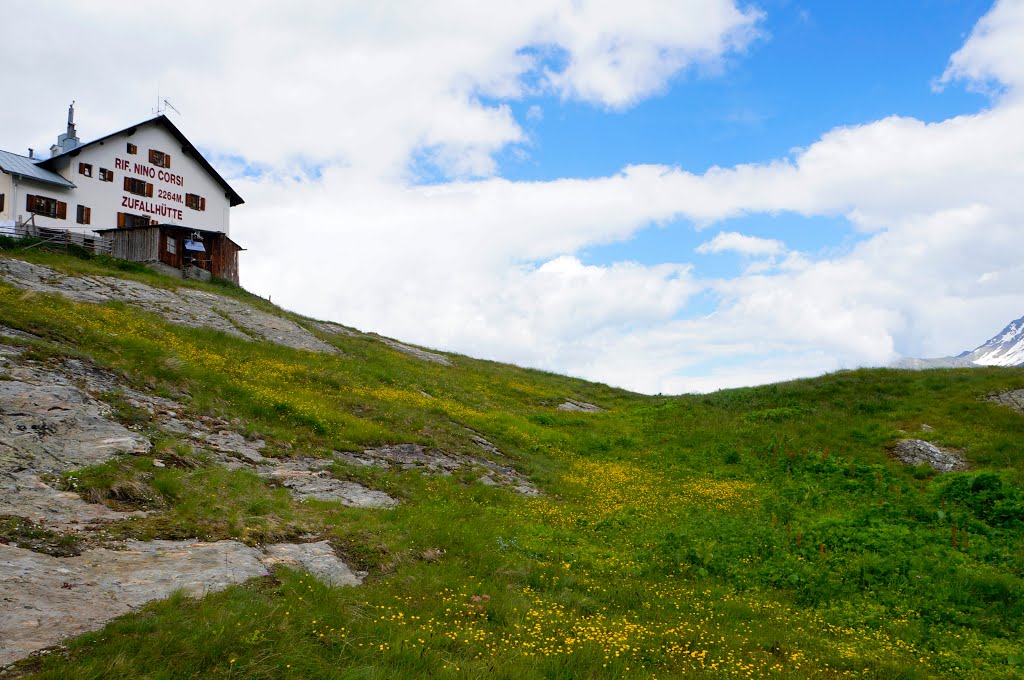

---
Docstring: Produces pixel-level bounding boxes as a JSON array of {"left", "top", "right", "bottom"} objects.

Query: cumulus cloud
[
  {"left": 0, "top": 0, "right": 759, "bottom": 178},
  {"left": 939, "top": 0, "right": 1024, "bottom": 94},
  {"left": 696, "top": 232, "right": 786, "bottom": 256},
  {"left": 4, "top": 0, "right": 1023, "bottom": 394}
]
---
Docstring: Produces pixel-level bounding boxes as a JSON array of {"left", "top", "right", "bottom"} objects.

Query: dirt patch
[{"left": 0, "top": 515, "right": 88, "bottom": 557}]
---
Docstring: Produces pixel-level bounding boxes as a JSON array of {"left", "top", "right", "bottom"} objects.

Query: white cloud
[
  {"left": 696, "top": 231, "right": 786, "bottom": 256},
  {"left": 0, "top": 0, "right": 759, "bottom": 179},
  {"left": 939, "top": 0, "right": 1024, "bottom": 94},
  {"left": 539, "top": 0, "right": 763, "bottom": 107},
  {"left": 4, "top": 1, "right": 1024, "bottom": 394}
]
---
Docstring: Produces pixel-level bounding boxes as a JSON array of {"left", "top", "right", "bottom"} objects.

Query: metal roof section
[
  {"left": 39, "top": 115, "right": 244, "bottom": 207},
  {"left": 0, "top": 149, "right": 76, "bottom": 188}
]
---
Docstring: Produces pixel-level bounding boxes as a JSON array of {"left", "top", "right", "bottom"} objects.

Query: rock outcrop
[
  {"left": 337, "top": 442, "right": 538, "bottom": 496},
  {"left": 987, "top": 389, "right": 1024, "bottom": 413},
  {"left": 0, "top": 257, "right": 337, "bottom": 353},
  {"left": 0, "top": 538, "right": 361, "bottom": 665},
  {"left": 556, "top": 399, "right": 605, "bottom": 413},
  {"left": 889, "top": 439, "right": 967, "bottom": 473}
]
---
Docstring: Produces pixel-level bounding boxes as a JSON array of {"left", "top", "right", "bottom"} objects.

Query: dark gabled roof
[
  {"left": 0, "top": 149, "right": 76, "bottom": 188},
  {"left": 38, "top": 115, "right": 244, "bottom": 206}
]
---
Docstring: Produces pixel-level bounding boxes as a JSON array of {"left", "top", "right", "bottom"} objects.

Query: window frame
[
  {"left": 185, "top": 193, "right": 207, "bottom": 211},
  {"left": 117, "top": 212, "right": 151, "bottom": 228},
  {"left": 124, "top": 177, "right": 154, "bottom": 197},
  {"left": 99, "top": 168, "right": 114, "bottom": 182},
  {"left": 25, "top": 194, "right": 67, "bottom": 219},
  {"left": 76, "top": 205, "right": 91, "bottom": 225},
  {"left": 148, "top": 149, "right": 171, "bottom": 168},
  {"left": 78, "top": 162, "right": 93, "bottom": 178},
  {"left": 127, "top": 142, "right": 138, "bottom": 155}
]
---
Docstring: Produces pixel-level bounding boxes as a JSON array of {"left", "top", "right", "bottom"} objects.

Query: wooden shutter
[
  {"left": 79, "top": 162, "right": 85, "bottom": 174},
  {"left": 200, "top": 197, "right": 206, "bottom": 211},
  {"left": 117, "top": 212, "right": 126, "bottom": 228},
  {"left": 124, "top": 177, "right": 131, "bottom": 191},
  {"left": 82, "top": 207, "right": 91, "bottom": 225},
  {"left": 0, "top": 193, "right": 5, "bottom": 213},
  {"left": 164, "top": 154, "right": 170, "bottom": 168},
  {"left": 25, "top": 195, "right": 35, "bottom": 211},
  {"left": 56, "top": 202, "right": 67, "bottom": 220},
  {"left": 146, "top": 182, "right": 154, "bottom": 198}
]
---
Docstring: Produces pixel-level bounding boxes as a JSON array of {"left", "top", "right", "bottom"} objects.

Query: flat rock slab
[
  {"left": 381, "top": 339, "right": 451, "bottom": 366},
  {"left": 988, "top": 389, "right": 1024, "bottom": 413},
  {"left": 338, "top": 444, "right": 539, "bottom": 496},
  {"left": 0, "top": 258, "right": 337, "bottom": 354},
  {"left": 556, "top": 399, "right": 605, "bottom": 412},
  {"left": 0, "top": 360, "right": 152, "bottom": 531},
  {"left": 0, "top": 471, "right": 146, "bottom": 530},
  {"left": 262, "top": 541, "right": 364, "bottom": 587},
  {"left": 257, "top": 458, "right": 397, "bottom": 507},
  {"left": 200, "top": 430, "right": 267, "bottom": 465},
  {"left": 309, "top": 321, "right": 361, "bottom": 337},
  {"left": 890, "top": 439, "right": 967, "bottom": 473},
  {"left": 0, "top": 539, "right": 361, "bottom": 666}
]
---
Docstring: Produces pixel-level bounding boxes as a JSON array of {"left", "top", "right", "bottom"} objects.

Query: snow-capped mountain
[
  {"left": 892, "top": 314, "right": 1024, "bottom": 369},
  {"left": 961, "top": 315, "right": 1024, "bottom": 366}
]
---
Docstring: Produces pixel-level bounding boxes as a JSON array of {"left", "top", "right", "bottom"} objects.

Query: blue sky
[
  {"left": 495, "top": 0, "right": 995, "bottom": 284},
  {"left": 501, "top": 1, "right": 992, "bottom": 181},
  {"left": 5, "top": 0, "right": 1024, "bottom": 393}
]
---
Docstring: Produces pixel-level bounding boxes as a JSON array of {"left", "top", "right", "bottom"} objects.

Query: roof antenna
[{"left": 153, "top": 88, "right": 181, "bottom": 117}]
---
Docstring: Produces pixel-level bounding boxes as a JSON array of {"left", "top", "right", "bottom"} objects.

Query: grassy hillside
[{"left": 2, "top": 248, "right": 1023, "bottom": 678}]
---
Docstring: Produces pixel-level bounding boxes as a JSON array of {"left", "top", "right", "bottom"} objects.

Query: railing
[{"left": 0, "top": 216, "right": 112, "bottom": 255}]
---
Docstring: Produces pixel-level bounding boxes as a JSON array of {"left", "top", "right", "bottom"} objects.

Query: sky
[{"left": 3, "top": 0, "right": 1024, "bottom": 394}]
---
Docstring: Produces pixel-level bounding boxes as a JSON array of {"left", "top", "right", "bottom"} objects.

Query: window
[
  {"left": 148, "top": 149, "right": 171, "bottom": 168},
  {"left": 76, "top": 205, "right": 91, "bottom": 225},
  {"left": 127, "top": 142, "right": 138, "bottom": 155},
  {"left": 124, "top": 177, "right": 153, "bottom": 197},
  {"left": 0, "top": 194, "right": 5, "bottom": 213},
  {"left": 166, "top": 235, "right": 176, "bottom": 255},
  {"left": 78, "top": 162, "right": 93, "bottom": 178},
  {"left": 185, "top": 193, "right": 206, "bottom": 211},
  {"left": 117, "top": 212, "right": 151, "bottom": 228},
  {"left": 25, "top": 194, "right": 67, "bottom": 219},
  {"left": 99, "top": 168, "right": 114, "bottom": 182}
]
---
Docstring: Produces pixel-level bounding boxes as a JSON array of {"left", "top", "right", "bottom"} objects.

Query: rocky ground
[
  {"left": 988, "top": 388, "right": 1024, "bottom": 413},
  {"left": 0, "top": 258, "right": 336, "bottom": 353},
  {"left": 889, "top": 438, "right": 968, "bottom": 473},
  {"left": 0, "top": 317, "right": 529, "bottom": 666},
  {"left": 0, "top": 257, "right": 460, "bottom": 368},
  {"left": 0, "top": 339, "right": 371, "bottom": 664},
  {"left": 0, "top": 539, "right": 360, "bottom": 666}
]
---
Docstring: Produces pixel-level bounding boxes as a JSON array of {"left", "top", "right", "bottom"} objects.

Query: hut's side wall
[
  {"left": 110, "top": 227, "right": 160, "bottom": 261},
  {"left": 209, "top": 237, "right": 240, "bottom": 284}
]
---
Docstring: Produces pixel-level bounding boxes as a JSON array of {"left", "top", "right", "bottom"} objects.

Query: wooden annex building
[{"left": 95, "top": 224, "right": 243, "bottom": 284}]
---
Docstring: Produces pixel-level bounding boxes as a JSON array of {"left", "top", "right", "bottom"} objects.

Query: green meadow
[{"left": 2, "top": 247, "right": 1022, "bottom": 679}]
